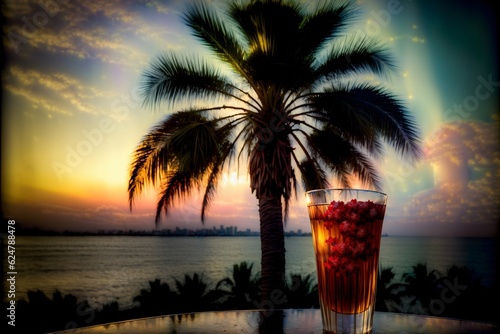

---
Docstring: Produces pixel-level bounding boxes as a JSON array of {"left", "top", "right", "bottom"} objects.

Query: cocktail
[{"left": 306, "top": 189, "right": 387, "bottom": 334}]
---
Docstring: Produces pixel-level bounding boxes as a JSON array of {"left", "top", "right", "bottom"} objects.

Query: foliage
[
  {"left": 215, "top": 261, "right": 261, "bottom": 309},
  {"left": 376, "top": 266, "right": 404, "bottom": 312},
  {"left": 132, "top": 278, "right": 177, "bottom": 315},
  {"left": 14, "top": 290, "right": 94, "bottom": 333},
  {"left": 12, "top": 262, "right": 495, "bottom": 333},
  {"left": 432, "top": 265, "right": 496, "bottom": 321},
  {"left": 400, "top": 263, "right": 441, "bottom": 313},
  {"left": 285, "top": 273, "right": 319, "bottom": 308},
  {"left": 173, "top": 273, "right": 223, "bottom": 312}
]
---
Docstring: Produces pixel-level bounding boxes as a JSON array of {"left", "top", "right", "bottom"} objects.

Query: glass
[{"left": 305, "top": 189, "right": 388, "bottom": 334}]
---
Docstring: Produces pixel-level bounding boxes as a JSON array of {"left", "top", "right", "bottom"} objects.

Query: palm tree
[
  {"left": 133, "top": 278, "right": 177, "bottom": 314},
  {"left": 128, "top": 0, "right": 421, "bottom": 304},
  {"left": 285, "top": 273, "right": 319, "bottom": 308},
  {"left": 376, "top": 266, "right": 403, "bottom": 312},
  {"left": 438, "top": 265, "right": 490, "bottom": 321},
  {"left": 216, "top": 261, "right": 260, "bottom": 309},
  {"left": 174, "top": 273, "right": 218, "bottom": 312},
  {"left": 400, "top": 263, "right": 441, "bottom": 314},
  {"left": 16, "top": 290, "right": 93, "bottom": 333}
]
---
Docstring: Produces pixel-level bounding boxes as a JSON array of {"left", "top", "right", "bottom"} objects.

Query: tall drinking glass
[{"left": 305, "top": 189, "right": 387, "bottom": 334}]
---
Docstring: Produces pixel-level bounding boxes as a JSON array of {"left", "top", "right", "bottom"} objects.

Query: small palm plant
[
  {"left": 401, "top": 263, "right": 441, "bottom": 314},
  {"left": 437, "top": 265, "right": 490, "bottom": 321},
  {"left": 376, "top": 266, "right": 404, "bottom": 312},
  {"left": 216, "top": 261, "right": 260, "bottom": 309},
  {"left": 128, "top": 0, "right": 421, "bottom": 304},
  {"left": 133, "top": 278, "right": 177, "bottom": 314},
  {"left": 286, "top": 273, "right": 319, "bottom": 308},
  {"left": 174, "top": 273, "right": 216, "bottom": 312}
]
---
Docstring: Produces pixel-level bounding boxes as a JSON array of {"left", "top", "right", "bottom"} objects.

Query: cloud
[
  {"left": 3, "top": 82, "right": 73, "bottom": 116},
  {"left": 3, "top": 66, "right": 115, "bottom": 116},
  {"left": 425, "top": 121, "right": 499, "bottom": 167},
  {"left": 2, "top": 0, "right": 185, "bottom": 67},
  {"left": 93, "top": 205, "right": 120, "bottom": 212},
  {"left": 145, "top": 1, "right": 174, "bottom": 14},
  {"left": 391, "top": 120, "right": 500, "bottom": 236}
]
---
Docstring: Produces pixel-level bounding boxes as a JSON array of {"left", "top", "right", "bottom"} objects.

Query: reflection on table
[{"left": 53, "top": 309, "right": 498, "bottom": 334}]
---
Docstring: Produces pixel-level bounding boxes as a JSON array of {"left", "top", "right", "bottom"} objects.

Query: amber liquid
[{"left": 308, "top": 204, "right": 384, "bottom": 314}]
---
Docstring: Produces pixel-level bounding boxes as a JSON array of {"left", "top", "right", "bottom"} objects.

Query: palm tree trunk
[{"left": 258, "top": 194, "right": 286, "bottom": 307}]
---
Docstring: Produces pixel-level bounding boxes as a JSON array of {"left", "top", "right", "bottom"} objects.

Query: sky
[{"left": 1, "top": 0, "right": 498, "bottom": 237}]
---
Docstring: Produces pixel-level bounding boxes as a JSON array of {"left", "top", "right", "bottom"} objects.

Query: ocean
[{"left": 4, "top": 236, "right": 498, "bottom": 310}]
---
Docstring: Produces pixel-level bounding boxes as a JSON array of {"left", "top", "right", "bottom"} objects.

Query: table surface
[{"left": 53, "top": 309, "right": 498, "bottom": 334}]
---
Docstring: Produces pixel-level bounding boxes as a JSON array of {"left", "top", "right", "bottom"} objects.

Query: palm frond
[
  {"left": 184, "top": 2, "right": 247, "bottom": 79},
  {"left": 314, "top": 34, "right": 395, "bottom": 84},
  {"left": 155, "top": 170, "right": 197, "bottom": 224},
  {"left": 129, "top": 110, "right": 233, "bottom": 225},
  {"left": 298, "top": 158, "right": 330, "bottom": 192},
  {"left": 201, "top": 140, "right": 235, "bottom": 222},
  {"left": 305, "top": 89, "right": 383, "bottom": 159},
  {"left": 229, "top": 0, "right": 303, "bottom": 57},
  {"left": 159, "top": 113, "right": 233, "bottom": 223},
  {"left": 128, "top": 115, "right": 180, "bottom": 209},
  {"left": 307, "top": 128, "right": 382, "bottom": 190},
  {"left": 229, "top": 0, "right": 316, "bottom": 91},
  {"left": 307, "top": 83, "right": 421, "bottom": 161},
  {"left": 298, "top": 0, "right": 355, "bottom": 61},
  {"left": 169, "top": 120, "right": 218, "bottom": 174},
  {"left": 141, "top": 53, "right": 237, "bottom": 109}
]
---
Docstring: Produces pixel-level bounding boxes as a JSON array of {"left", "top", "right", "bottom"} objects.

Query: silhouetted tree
[
  {"left": 400, "top": 263, "right": 441, "bottom": 314},
  {"left": 11, "top": 262, "right": 496, "bottom": 333},
  {"left": 216, "top": 261, "right": 260, "bottom": 309},
  {"left": 285, "top": 273, "right": 319, "bottom": 308},
  {"left": 376, "top": 266, "right": 403, "bottom": 312},
  {"left": 133, "top": 278, "right": 177, "bottom": 315},
  {"left": 15, "top": 290, "right": 94, "bottom": 333},
  {"left": 174, "top": 273, "right": 220, "bottom": 312},
  {"left": 128, "top": 0, "right": 422, "bottom": 306},
  {"left": 95, "top": 301, "right": 121, "bottom": 324},
  {"left": 436, "top": 265, "right": 493, "bottom": 322}
]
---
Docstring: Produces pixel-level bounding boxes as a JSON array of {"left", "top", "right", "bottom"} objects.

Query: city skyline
[{"left": 14, "top": 223, "right": 310, "bottom": 237}]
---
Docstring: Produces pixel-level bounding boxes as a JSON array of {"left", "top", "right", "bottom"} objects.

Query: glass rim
[{"left": 305, "top": 188, "right": 387, "bottom": 197}]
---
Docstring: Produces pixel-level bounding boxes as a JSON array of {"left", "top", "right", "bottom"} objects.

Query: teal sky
[{"left": 1, "top": 0, "right": 498, "bottom": 237}]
